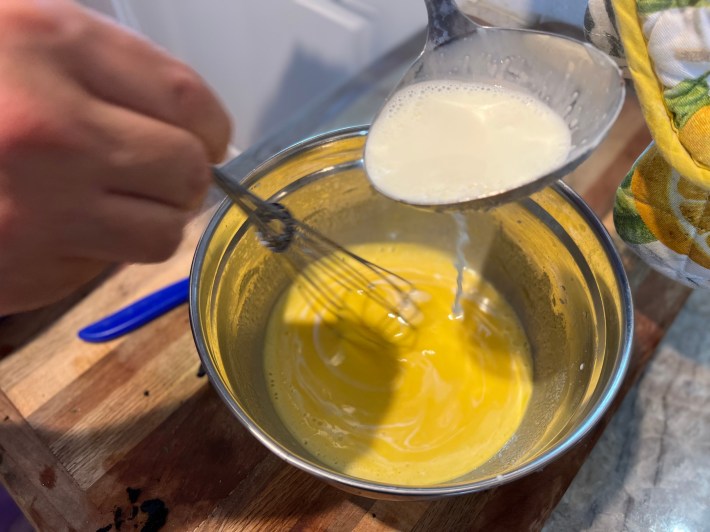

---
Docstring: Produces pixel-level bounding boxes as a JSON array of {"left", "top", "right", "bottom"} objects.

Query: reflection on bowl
[{"left": 189, "top": 127, "right": 633, "bottom": 500}]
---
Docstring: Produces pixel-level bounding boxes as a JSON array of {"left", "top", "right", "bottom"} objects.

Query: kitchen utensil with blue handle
[{"left": 78, "top": 277, "right": 189, "bottom": 342}]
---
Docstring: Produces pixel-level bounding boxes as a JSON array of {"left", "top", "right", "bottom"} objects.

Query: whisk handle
[
  {"left": 212, "top": 167, "right": 295, "bottom": 252},
  {"left": 213, "top": 166, "right": 266, "bottom": 212}
]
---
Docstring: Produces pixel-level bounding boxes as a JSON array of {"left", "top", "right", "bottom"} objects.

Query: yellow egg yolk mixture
[{"left": 263, "top": 242, "right": 532, "bottom": 485}]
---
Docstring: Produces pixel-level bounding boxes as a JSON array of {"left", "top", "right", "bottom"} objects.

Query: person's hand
[{"left": 0, "top": 0, "right": 231, "bottom": 314}]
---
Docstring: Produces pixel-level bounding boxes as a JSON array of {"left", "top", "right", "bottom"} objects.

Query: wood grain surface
[{"left": 0, "top": 92, "right": 691, "bottom": 532}]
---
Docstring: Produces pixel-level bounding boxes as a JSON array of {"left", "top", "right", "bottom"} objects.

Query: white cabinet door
[{"left": 80, "top": 0, "right": 425, "bottom": 150}]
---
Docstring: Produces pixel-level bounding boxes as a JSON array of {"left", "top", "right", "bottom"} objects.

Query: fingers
[
  {"left": 61, "top": 101, "right": 200, "bottom": 263},
  {"left": 0, "top": 1, "right": 228, "bottom": 313},
  {"left": 0, "top": 256, "right": 108, "bottom": 314},
  {"left": 65, "top": 192, "right": 190, "bottom": 264},
  {"left": 60, "top": 6, "right": 232, "bottom": 163},
  {"left": 80, "top": 98, "right": 212, "bottom": 211}
]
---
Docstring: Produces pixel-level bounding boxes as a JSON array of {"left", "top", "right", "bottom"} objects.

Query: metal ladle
[{"left": 364, "top": 0, "right": 626, "bottom": 209}]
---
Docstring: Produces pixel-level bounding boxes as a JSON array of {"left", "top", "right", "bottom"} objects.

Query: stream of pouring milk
[
  {"left": 451, "top": 211, "right": 469, "bottom": 319},
  {"left": 365, "top": 80, "right": 572, "bottom": 316}
]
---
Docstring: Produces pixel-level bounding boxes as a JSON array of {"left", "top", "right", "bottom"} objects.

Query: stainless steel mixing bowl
[{"left": 189, "top": 127, "right": 633, "bottom": 499}]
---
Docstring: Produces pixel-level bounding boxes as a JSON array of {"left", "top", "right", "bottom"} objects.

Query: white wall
[
  {"left": 78, "top": 0, "right": 588, "bottom": 150},
  {"left": 81, "top": 0, "right": 426, "bottom": 150}
]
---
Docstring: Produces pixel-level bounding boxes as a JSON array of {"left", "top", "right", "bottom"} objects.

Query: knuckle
[
  {"left": 209, "top": 114, "right": 232, "bottom": 163},
  {"left": 0, "top": 1, "right": 91, "bottom": 46},
  {"left": 143, "top": 217, "right": 185, "bottom": 263},
  {"left": 166, "top": 65, "right": 231, "bottom": 162},
  {"left": 0, "top": 3, "right": 60, "bottom": 38},
  {"left": 176, "top": 135, "right": 210, "bottom": 206},
  {"left": 49, "top": 2, "right": 93, "bottom": 46},
  {"left": 149, "top": 225, "right": 182, "bottom": 262},
  {"left": 0, "top": 104, "right": 74, "bottom": 159},
  {"left": 167, "top": 65, "right": 209, "bottom": 116},
  {"left": 186, "top": 163, "right": 211, "bottom": 207},
  {"left": 186, "top": 168, "right": 211, "bottom": 209}
]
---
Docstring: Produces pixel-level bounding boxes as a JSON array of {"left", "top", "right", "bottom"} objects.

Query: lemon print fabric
[
  {"left": 669, "top": 74, "right": 710, "bottom": 169},
  {"left": 615, "top": 144, "right": 710, "bottom": 287},
  {"left": 612, "top": 0, "right": 710, "bottom": 187},
  {"left": 607, "top": 0, "right": 710, "bottom": 287}
]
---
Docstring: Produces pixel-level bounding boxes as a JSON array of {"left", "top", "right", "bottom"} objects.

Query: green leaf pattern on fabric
[
  {"left": 638, "top": 0, "right": 710, "bottom": 14},
  {"left": 663, "top": 71, "right": 710, "bottom": 129},
  {"left": 613, "top": 168, "right": 658, "bottom": 245},
  {"left": 608, "top": 0, "right": 710, "bottom": 287}
]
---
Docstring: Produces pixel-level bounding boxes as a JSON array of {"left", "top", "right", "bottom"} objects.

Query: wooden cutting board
[{"left": 0, "top": 92, "right": 690, "bottom": 532}]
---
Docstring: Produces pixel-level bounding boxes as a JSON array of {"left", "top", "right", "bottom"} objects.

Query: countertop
[
  {"left": 0, "top": 28, "right": 707, "bottom": 532},
  {"left": 546, "top": 288, "right": 710, "bottom": 532}
]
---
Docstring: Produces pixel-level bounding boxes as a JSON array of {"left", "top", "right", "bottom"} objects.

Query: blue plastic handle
[{"left": 78, "top": 277, "right": 190, "bottom": 342}]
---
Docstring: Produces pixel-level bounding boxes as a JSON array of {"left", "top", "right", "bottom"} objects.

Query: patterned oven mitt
[{"left": 586, "top": 0, "right": 710, "bottom": 288}]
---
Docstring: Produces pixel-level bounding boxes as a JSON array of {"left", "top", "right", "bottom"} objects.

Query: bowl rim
[{"left": 189, "top": 126, "right": 634, "bottom": 498}]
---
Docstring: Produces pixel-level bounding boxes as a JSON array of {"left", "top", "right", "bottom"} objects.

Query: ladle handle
[{"left": 424, "top": 0, "right": 479, "bottom": 50}]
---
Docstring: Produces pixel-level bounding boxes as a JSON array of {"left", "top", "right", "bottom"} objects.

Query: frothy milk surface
[{"left": 365, "top": 81, "right": 572, "bottom": 205}]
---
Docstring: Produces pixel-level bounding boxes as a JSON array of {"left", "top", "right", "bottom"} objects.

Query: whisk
[{"left": 212, "top": 167, "right": 421, "bottom": 332}]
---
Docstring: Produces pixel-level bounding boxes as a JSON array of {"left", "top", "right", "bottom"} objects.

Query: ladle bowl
[{"left": 364, "top": 0, "right": 626, "bottom": 209}]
